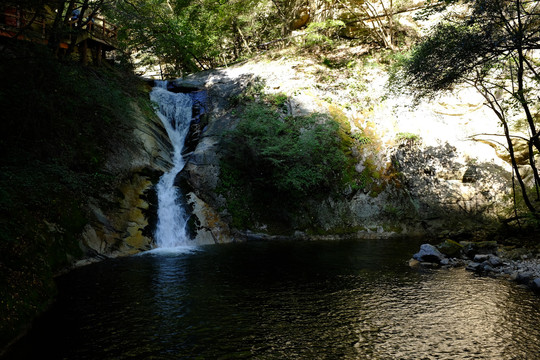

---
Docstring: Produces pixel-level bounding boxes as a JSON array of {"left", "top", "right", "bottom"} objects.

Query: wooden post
[{"left": 96, "top": 43, "right": 102, "bottom": 65}]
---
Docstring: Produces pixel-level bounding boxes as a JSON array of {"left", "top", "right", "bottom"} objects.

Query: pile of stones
[{"left": 410, "top": 240, "right": 540, "bottom": 293}]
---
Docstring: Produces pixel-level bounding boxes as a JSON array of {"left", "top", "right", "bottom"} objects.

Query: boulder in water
[{"left": 413, "top": 244, "right": 445, "bottom": 263}]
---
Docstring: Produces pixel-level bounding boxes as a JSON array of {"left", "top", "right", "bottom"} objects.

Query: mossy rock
[
  {"left": 460, "top": 240, "right": 498, "bottom": 258},
  {"left": 436, "top": 239, "right": 463, "bottom": 257}
]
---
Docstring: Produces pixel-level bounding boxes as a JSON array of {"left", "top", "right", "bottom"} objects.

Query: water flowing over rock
[
  {"left": 78, "top": 87, "right": 175, "bottom": 260},
  {"left": 150, "top": 83, "right": 193, "bottom": 248}
]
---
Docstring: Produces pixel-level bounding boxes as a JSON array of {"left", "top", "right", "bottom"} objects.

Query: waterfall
[{"left": 150, "top": 81, "right": 193, "bottom": 249}]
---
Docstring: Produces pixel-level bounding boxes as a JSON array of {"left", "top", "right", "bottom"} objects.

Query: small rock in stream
[
  {"left": 532, "top": 278, "right": 540, "bottom": 292},
  {"left": 473, "top": 254, "right": 490, "bottom": 263},
  {"left": 488, "top": 256, "right": 503, "bottom": 267},
  {"left": 516, "top": 271, "right": 534, "bottom": 284},
  {"left": 483, "top": 264, "right": 495, "bottom": 273},
  {"left": 466, "top": 262, "right": 482, "bottom": 272}
]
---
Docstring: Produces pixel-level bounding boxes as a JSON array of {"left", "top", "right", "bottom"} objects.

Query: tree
[
  {"left": 104, "top": 0, "right": 285, "bottom": 75},
  {"left": 391, "top": 0, "right": 540, "bottom": 219},
  {"left": 337, "top": 0, "right": 398, "bottom": 49},
  {"left": 304, "top": 0, "right": 401, "bottom": 49}
]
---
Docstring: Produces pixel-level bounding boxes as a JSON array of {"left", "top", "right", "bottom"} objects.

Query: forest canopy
[
  {"left": 103, "top": 0, "right": 405, "bottom": 74},
  {"left": 5, "top": 0, "right": 410, "bottom": 73}
]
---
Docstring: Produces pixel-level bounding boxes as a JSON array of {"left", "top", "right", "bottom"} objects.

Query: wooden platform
[{"left": 0, "top": 5, "right": 117, "bottom": 53}]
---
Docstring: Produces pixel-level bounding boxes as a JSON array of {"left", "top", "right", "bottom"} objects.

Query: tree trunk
[
  {"left": 476, "top": 80, "right": 539, "bottom": 216},
  {"left": 503, "top": 118, "right": 537, "bottom": 215}
]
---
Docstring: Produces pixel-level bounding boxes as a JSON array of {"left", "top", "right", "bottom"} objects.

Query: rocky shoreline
[{"left": 410, "top": 240, "right": 540, "bottom": 293}]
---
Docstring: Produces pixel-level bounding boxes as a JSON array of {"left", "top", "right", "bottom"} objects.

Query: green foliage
[
  {"left": 389, "top": 0, "right": 540, "bottom": 102},
  {"left": 265, "top": 92, "right": 289, "bottom": 108},
  {"left": 389, "top": 21, "right": 490, "bottom": 101},
  {"left": 224, "top": 103, "right": 347, "bottom": 195},
  {"left": 303, "top": 32, "right": 335, "bottom": 49},
  {"left": 229, "top": 77, "right": 267, "bottom": 105},
  {"left": 352, "top": 132, "right": 372, "bottom": 145},
  {"left": 306, "top": 19, "right": 346, "bottom": 33},
  {"left": 322, "top": 57, "right": 355, "bottom": 69},
  {"left": 106, "top": 0, "right": 285, "bottom": 73},
  {"left": 396, "top": 132, "right": 420, "bottom": 144},
  {"left": 303, "top": 20, "right": 346, "bottom": 49},
  {"left": 219, "top": 98, "right": 356, "bottom": 229},
  {"left": 217, "top": 162, "right": 253, "bottom": 229}
]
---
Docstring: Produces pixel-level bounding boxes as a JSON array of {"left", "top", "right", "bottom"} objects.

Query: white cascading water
[{"left": 150, "top": 81, "right": 193, "bottom": 249}]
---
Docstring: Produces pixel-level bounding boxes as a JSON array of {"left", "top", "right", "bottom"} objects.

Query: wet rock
[
  {"left": 509, "top": 271, "right": 519, "bottom": 281},
  {"left": 413, "top": 244, "right": 445, "bottom": 263},
  {"left": 503, "top": 267, "right": 515, "bottom": 275},
  {"left": 420, "top": 262, "right": 440, "bottom": 269},
  {"left": 186, "top": 192, "right": 233, "bottom": 245},
  {"left": 483, "top": 264, "right": 495, "bottom": 273},
  {"left": 461, "top": 241, "right": 498, "bottom": 258},
  {"left": 516, "top": 271, "right": 534, "bottom": 284},
  {"left": 488, "top": 255, "right": 502, "bottom": 267},
  {"left": 466, "top": 262, "right": 482, "bottom": 272},
  {"left": 409, "top": 258, "right": 421, "bottom": 267},
  {"left": 532, "top": 278, "right": 540, "bottom": 292},
  {"left": 473, "top": 254, "right": 490, "bottom": 263}
]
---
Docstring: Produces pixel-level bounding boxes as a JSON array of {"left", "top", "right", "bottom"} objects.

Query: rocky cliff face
[
  {"left": 170, "top": 53, "right": 515, "bottom": 242},
  {"left": 94, "top": 52, "right": 516, "bottom": 253},
  {"left": 78, "top": 97, "right": 173, "bottom": 262}
]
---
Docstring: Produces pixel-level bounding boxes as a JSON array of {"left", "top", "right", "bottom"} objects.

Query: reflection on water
[{"left": 3, "top": 239, "right": 540, "bottom": 359}]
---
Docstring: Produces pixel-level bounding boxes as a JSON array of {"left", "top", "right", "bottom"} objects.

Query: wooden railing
[
  {"left": 2, "top": 6, "right": 48, "bottom": 38},
  {"left": 87, "top": 17, "right": 118, "bottom": 42},
  {"left": 1, "top": 6, "right": 117, "bottom": 46},
  {"left": 69, "top": 15, "right": 118, "bottom": 43}
]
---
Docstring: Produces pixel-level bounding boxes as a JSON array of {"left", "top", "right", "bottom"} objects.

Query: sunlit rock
[{"left": 186, "top": 192, "right": 232, "bottom": 245}]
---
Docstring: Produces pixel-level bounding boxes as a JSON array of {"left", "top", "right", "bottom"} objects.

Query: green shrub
[
  {"left": 223, "top": 103, "right": 348, "bottom": 197},
  {"left": 303, "top": 20, "right": 345, "bottom": 49},
  {"left": 219, "top": 101, "right": 359, "bottom": 230},
  {"left": 352, "top": 132, "right": 372, "bottom": 145},
  {"left": 396, "top": 132, "right": 420, "bottom": 144}
]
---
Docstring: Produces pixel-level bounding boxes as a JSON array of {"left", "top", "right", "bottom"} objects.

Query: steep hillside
[{"left": 0, "top": 42, "right": 171, "bottom": 349}]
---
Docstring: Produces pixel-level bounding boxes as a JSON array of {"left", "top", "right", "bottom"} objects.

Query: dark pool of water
[{"left": 4, "top": 238, "right": 540, "bottom": 359}]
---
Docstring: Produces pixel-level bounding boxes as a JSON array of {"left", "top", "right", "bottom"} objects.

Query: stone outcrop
[
  {"left": 91, "top": 54, "right": 522, "bottom": 252},
  {"left": 186, "top": 192, "right": 231, "bottom": 245},
  {"left": 410, "top": 240, "right": 540, "bottom": 293},
  {"left": 391, "top": 141, "right": 511, "bottom": 232},
  {"left": 169, "top": 57, "right": 516, "bottom": 241},
  {"left": 77, "top": 95, "right": 172, "bottom": 262}
]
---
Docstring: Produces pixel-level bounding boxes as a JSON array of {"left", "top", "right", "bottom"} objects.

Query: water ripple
[{"left": 4, "top": 239, "right": 540, "bottom": 359}]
